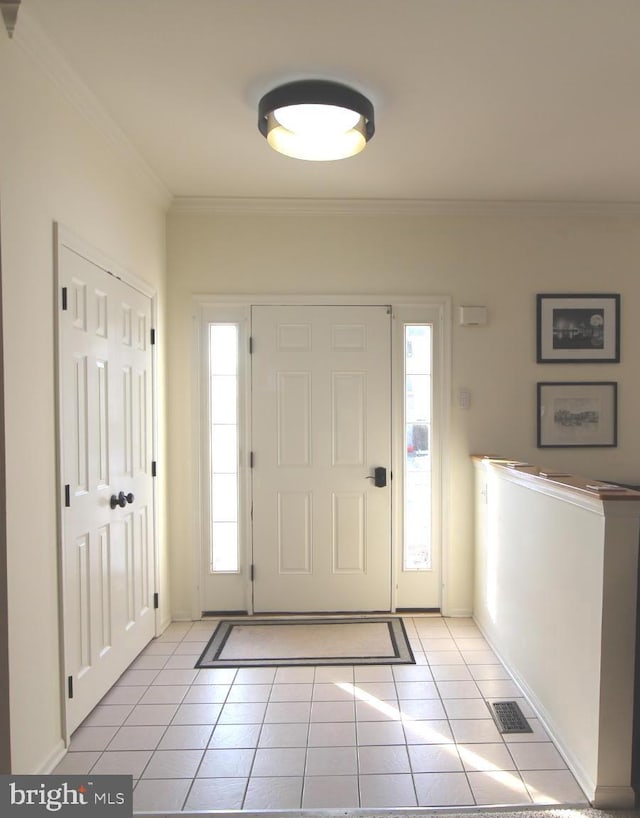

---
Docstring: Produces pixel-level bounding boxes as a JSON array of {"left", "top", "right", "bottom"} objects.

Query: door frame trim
[
  {"left": 54, "top": 223, "right": 160, "bottom": 742},
  {"left": 193, "top": 294, "right": 452, "bottom": 617}
]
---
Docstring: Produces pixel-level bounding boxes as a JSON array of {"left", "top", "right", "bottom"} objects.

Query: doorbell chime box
[{"left": 459, "top": 306, "right": 488, "bottom": 326}]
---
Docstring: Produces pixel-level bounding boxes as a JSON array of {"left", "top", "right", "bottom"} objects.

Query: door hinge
[
  {"left": 249, "top": 336, "right": 253, "bottom": 354},
  {"left": 249, "top": 451, "right": 254, "bottom": 468},
  {"left": 150, "top": 328, "right": 156, "bottom": 346},
  {"left": 153, "top": 592, "right": 159, "bottom": 610},
  {"left": 64, "top": 484, "right": 71, "bottom": 507},
  {"left": 61, "top": 287, "right": 68, "bottom": 311},
  {"left": 250, "top": 564, "right": 255, "bottom": 582},
  {"left": 151, "top": 460, "right": 157, "bottom": 477},
  {"left": 68, "top": 676, "right": 73, "bottom": 699}
]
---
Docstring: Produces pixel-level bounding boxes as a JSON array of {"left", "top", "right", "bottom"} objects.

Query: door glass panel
[
  {"left": 211, "top": 523, "right": 239, "bottom": 572},
  {"left": 210, "top": 375, "right": 237, "bottom": 424},
  {"left": 404, "top": 325, "right": 432, "bottom": 571},
  {"left": 210, "top": 325, "right": 238, "bottom": 374},
  {"left": 209, "top": 324, "right": 239, "bottom": 572},
  {"left": 211, "top": 474, "right": 238, "bottom": 522},
  {"left": 211, "top": 425, "right": 238, "bottom": 473}
]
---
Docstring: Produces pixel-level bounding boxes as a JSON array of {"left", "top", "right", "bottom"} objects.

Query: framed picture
[
  {"left": 536, "top": 293, "right": 620, "bottom": 363},
  {"left": 537, "top": 381, "right": 617, "bottom": 448}
]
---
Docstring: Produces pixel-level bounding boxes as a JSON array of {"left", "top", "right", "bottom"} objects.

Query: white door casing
[
  {"left": 57, "top": 233, "right": 156, "bottom": 735},
  {"left": 196, "top": 296, "right": 450, "bottom": 616},
  {"left": 251, "top": 305, "right": 392, "bottom": 612}
]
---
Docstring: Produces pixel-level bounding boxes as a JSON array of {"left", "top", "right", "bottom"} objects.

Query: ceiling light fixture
[{"left": 258, "top": 80, "right": 375, "bottom": 161}]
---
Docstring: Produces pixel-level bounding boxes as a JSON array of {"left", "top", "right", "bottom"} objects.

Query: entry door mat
[{"left": 195, "top": 617, "right": 415, "bottom": 668}]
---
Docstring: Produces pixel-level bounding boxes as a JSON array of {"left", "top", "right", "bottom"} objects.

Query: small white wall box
[{"left": 459, "top": 306, "right": 488, "bottom": 326}]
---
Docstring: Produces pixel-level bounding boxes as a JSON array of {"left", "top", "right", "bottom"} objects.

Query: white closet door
[{"left": 59, "top": 243, "right": 155, "bottom": 734}]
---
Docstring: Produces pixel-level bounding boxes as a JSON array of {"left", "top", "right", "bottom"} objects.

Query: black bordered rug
[{"left": 195, "top": 616, "right": 415, "bottom": 668}]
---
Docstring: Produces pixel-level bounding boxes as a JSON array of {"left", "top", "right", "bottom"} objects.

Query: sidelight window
[
  {"left": 404, "top": 325, "right": 432, "bottom": 571},
  {"left": 209, "top": 324, "right": 239, "bottom": 572}
]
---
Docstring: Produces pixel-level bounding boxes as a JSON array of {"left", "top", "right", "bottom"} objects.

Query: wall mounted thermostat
[{"left": 458, "top": 389, "right": 472, "bottom": 410}]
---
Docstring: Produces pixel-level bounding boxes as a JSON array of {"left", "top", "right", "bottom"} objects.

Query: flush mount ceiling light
[{"left": 258, "top": 80, "right": 375, "bottom": 161}]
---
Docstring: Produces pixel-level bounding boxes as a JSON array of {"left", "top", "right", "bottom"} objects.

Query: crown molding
[
  {"left": 13, "top": 7, "right": 171, "bottom": 209},
  {"left": 170, "top": 196, "right": 640, "bottom": 217}
]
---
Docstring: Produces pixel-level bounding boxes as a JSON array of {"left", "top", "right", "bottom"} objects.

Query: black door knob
[
  {"left": 110, "top": 491, "right": 126, "bottom": 509},
  {"left": 110, "top": 491, "right": 134, "bottom": 509}
]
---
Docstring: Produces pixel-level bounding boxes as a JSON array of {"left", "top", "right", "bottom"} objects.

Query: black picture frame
[
  {"left": 537, "top": 381, "right": 618, "bottom": 448},
  {"left": 536, "top": 293, "right": 620, "bottom": 363}
]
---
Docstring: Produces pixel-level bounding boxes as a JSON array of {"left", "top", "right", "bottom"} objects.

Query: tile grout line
[
  {"left": 297, "top": 700, "right": 311, "bottom": 810},
  {"left": 444, "top": 616, "right": 537, "bottom": 807},
  {"left": 134, "top": 628, "right": 204, "bottom": 811},
  {"left": 90, "top": 646, "right": 172, "bottom": 780},
  {"left": 178, "top": 620, "right": 226, "bottom": 811},
  {"left": 353, "top": 680, "right": 363, "bottom": 809},
  {"left": 442, "top": 616, "right": 480, "bottom": 808},
  {"left": 408, "top": 622, "right": 427, "bottom": 808},
  {"left": 419, "top": 615, "right": 469, "bottom": 808},
  {"left": 240, "top": 669, "right": 275, "bottom": 810},
  {"left": 136, "top": 634, "right": 192, "bottom": 798},
  {"left": 303, "top": 674, "right": 317, "bottom": 809}
]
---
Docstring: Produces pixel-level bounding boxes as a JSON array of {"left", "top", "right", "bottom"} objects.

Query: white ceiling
[{"left": 19, "top": 0, "right": 640, "bottom": 202}]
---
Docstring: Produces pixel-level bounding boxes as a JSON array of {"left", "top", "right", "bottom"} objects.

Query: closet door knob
[
  {"left": 110, "top": 491, "right": 127, "bottom": 509},
  {"left": 110, "top": 491, "right": 134, "bottom": 509}
]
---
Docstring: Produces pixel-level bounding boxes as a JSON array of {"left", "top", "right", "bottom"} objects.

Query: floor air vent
[{"left": 488, "top": 700, "right": 533, "bottom": 734}]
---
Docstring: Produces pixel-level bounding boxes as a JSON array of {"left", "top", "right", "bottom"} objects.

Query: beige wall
[
  {"left": 167, "top": 207, "right": 640, "bottom": 619},
  {"left": 0, "top": 29, "right": 168, "bottom": 772}
]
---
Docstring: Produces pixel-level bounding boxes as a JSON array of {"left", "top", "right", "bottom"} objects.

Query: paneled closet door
[{"left": 59, "top": 242, "right": 155, "bottom": 734}]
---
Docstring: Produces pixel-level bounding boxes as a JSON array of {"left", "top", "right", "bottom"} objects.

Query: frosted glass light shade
[
  {"left": 275, "top": 103, "right": 361, "bottom": 135},
  {"left": 266, "top": 108, "right": 367, "bottom": 161}
]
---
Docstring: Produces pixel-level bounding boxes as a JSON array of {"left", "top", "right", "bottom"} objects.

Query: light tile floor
[{"left": 54, "top": 616, "right": 589, "bottom": 813}]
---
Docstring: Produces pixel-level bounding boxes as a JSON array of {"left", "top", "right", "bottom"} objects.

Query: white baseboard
[
  {"left": 443, "top": 607, "right": 473, "bottom": 618},
  {"left": 37, "top": 739, "right": 67, "bottom": 774},
  {"left": 593, "top": 785, "right": 636, "bottom": 809},
  {"left": 170, "top": 610, "right": 196, "bottom": 622},
  {"left": 157, "top": 615, "right": 173, "bottom": 634}
]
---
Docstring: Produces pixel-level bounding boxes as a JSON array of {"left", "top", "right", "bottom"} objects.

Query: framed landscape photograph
[
  {"left": 537, "top": 381, "right": 617, "bottom": 448},
  {"left": 536, "top": 293, "right": 620, "bottom": 363}
]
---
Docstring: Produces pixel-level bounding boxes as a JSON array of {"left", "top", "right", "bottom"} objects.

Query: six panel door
[
  {"left": 251, "top": 305, "right": 392, "bottom": 612},
  {"left": 59, "top": 244, "right": 155, "bottom": 734}
]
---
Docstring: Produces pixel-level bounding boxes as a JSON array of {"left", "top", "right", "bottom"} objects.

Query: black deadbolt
[{"left": 374, "top": 467, "right": 387, "bottom": 488}]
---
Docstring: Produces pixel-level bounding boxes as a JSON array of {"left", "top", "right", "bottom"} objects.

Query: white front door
[
  {"left": 251, "top": 305, "right": 391, "bottom": 612},
  {"left": 58, "top": 240, "right": 156, "bottom": 734}
]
